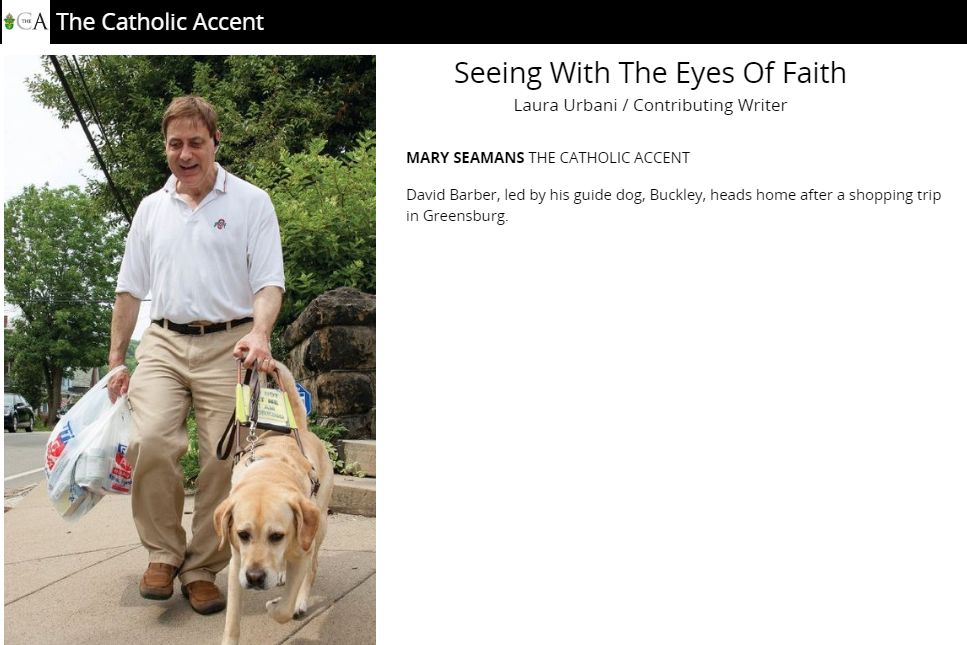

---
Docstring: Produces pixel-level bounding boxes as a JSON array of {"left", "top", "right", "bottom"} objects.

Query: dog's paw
[
  {"left": 293, "top": 597, "right": 309, "bottom": 619},
  {"left": 266, "top": 598, "right": 291, "bottom": 624}
]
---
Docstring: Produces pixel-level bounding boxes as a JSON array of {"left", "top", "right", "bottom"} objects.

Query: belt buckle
[{"left": 187, "top": 323, "right": 206, "bottom": 336}]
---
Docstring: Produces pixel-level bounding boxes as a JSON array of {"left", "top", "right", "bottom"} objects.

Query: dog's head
[{"left": 214, "top": 491, "right": 321, "bottom": 590}]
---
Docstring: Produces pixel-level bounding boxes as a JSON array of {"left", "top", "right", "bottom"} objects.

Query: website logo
[{"left": 5, "top": 12, "right": 48, "bottom": 30}]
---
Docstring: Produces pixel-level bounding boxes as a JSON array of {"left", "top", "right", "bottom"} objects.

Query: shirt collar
[
  {"left": 164, "top": 163, "right": 228, "bottom": 196},
  {"left": 214, "top": 163, "right": 228, "bottom": 193}
]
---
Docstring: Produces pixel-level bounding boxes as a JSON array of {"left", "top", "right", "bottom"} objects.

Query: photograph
[{"left": 4, "top": 54, "right": 376, "bottom": 645}]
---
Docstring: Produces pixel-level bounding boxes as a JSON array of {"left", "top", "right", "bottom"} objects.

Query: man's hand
[
  {"left": 108, "top": 367, "right": 130, "bottom": 403},
  {"left": 234, "top": 286, "right": 283, "bottom": 373},
  {"left": 233, "top": 330, "right": 275, "bottom": 373}
]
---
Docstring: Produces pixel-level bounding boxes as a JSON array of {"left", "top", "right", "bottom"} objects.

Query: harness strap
[{"left": 216, "top": 360, "right": 310, "bottom": 464}]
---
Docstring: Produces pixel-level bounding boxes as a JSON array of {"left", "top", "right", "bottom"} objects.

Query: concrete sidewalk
[{"left": 4, "top": 485, "right": 375, "bottom": 645}]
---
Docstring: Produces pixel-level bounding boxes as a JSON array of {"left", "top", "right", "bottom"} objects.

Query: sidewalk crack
[
  {"left": 4, "top": 543, "right": 141, "bottom": 565},
  {"left": 3, "top": 545, "right": 142, "bottom": 606},
  {"left": 279, "top": 570, "right": 376, "bottom": 644}
]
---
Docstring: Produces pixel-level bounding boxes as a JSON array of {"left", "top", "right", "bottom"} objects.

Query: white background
[{"left": 3, "top": 28, "right": 967, "bottom": 645}]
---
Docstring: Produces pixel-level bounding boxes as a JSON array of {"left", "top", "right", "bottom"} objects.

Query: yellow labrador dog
[{"left": 214, "top": 363, "right": 334, "bottom": 645}]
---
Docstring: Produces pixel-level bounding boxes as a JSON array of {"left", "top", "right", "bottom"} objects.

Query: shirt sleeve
[
  {"left": 115, "top": 202, "right": 150, "bottom": 299},
  {"left": 247, "top": 191, "right": 286, "bottom": 294}
]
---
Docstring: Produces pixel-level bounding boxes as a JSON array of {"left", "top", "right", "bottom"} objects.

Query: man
[{"left": 108, "top": 96, "right": 284, "bottom": 615}]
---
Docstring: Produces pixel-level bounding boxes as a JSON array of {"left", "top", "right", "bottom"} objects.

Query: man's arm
[
  {"left": 233, "top": 286, "right": 283, "bottom": 372},
  {"left": 108, "top": 292, "right": 142, "bottom": 402}
]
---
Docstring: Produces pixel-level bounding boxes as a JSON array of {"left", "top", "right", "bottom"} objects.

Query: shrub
[
  {"left": 253, "top": 132, "right": 376, "bottom": 329},
  {"left": 307, "top": 419, "right": 365, "bottom": 476}
]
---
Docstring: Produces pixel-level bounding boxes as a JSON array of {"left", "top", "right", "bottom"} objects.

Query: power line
[
  {"left": 68, "top": 56, "right": 118, "bottom": 162},
  {"left": 48, "top": 55, "right": 132, "bottom": 224}
]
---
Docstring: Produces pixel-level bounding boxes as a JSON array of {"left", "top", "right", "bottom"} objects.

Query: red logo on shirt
[{"left": 214, "top": 219, "right": 227, "bottom": 230}]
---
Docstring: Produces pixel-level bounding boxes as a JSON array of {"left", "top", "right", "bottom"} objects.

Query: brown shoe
[
  {"left": 139, "top": 562, "right": 178, "bottom": 600},
  {"left": 181, "top": 581, "right": 227, "bottom": 615}
]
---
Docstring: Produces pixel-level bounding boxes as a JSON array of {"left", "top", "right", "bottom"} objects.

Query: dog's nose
[{"left": 246, "top": 569, "right": 267, "bottom": 588}]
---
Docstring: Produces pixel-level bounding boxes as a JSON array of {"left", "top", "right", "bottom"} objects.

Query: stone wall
[{"left": 283, "top": 287, "right": 375, "bottom": 440}]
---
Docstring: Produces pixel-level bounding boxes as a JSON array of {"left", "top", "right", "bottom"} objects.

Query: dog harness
[{"left": 216, "top": 360, "right": 320, "bottom": 497}]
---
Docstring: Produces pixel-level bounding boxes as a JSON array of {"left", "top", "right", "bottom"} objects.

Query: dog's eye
[
  {"left": 237, "top": 530, "right": 251, "bottom": 542},
  {"left": 269, "top": 532, "right": 285, "bottom": 543}
]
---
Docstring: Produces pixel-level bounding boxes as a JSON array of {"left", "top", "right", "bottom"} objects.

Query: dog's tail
[{"left": 273, "top": 363, "right": 308, "bottom": 432}]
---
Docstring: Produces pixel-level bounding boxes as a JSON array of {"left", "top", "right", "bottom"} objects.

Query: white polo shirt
[{"left": 116, "top": 164, "right": 285, "bottom": 324}]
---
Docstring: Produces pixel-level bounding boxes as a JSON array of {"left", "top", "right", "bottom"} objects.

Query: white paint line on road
[{"left": 4, "top": 467, "right": 45, "bottom": 482}]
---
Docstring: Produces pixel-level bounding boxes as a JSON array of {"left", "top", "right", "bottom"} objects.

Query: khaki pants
[{"left": 127, "top": 321, "right": 250, "bottom": 584}]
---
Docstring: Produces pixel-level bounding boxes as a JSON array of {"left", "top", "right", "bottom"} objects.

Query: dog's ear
[
  {"left": 213, "top": 498, "right": 234, "bottom": 550},
  {"left": 291, "top": 498, "right": 321, "bottom": 552}
]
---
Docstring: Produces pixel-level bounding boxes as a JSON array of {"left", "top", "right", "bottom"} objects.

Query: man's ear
[
  {"left": 214, "top": 130, "right": 221, "bottom": 150},
  {"left": 213, "top": 498, "right": 233, "bottom": 550}
]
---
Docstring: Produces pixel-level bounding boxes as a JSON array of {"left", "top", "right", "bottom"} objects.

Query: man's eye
[
  {"left": 269, "top": 532, "right": 285, "bottom": 543},
  {"left": 237, "top": 531, "right": 251, "bottom": 542}
]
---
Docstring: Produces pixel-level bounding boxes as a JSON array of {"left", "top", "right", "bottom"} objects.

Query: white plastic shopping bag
[
  {"left": 45, "top": 366, "right": 132, "bottom": 521},
  {"left": 72, "top": 395, "right": 132, "bottom": 495}
]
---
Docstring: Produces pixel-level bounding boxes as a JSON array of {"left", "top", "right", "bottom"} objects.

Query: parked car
[{"left": 4, "top": 392, "right": 35, "bottom": 432}]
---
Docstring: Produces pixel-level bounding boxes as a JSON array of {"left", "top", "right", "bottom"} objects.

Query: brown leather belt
[{"left": 152, "top": 317, "right": 253, "bottom": 336}]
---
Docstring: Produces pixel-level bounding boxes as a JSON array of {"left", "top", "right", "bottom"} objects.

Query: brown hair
[{"left": 162, "top": 96, "right": 218, "bottom": 140}]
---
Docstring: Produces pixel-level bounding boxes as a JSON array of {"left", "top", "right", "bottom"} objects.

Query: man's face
[{"left": 165, "top": 117, "right": 218, "bottom": 194}]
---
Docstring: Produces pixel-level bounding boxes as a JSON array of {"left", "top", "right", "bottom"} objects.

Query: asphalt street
[{"left": 4, "top": 430, "right": 49, "bottom": 494}]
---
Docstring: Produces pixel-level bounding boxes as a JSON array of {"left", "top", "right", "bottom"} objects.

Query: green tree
[
  {"left": 253, "top": 132, "right": 376, "bottom": 328},
  {"left": 3, "top": 333, "right": 46, "bottom": 413},
  {"left": 4, "top": 185, "right": 124, "bottom": 426},
  {"left": 28, "top": 55, "right": 376, "bottom": 218}
]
